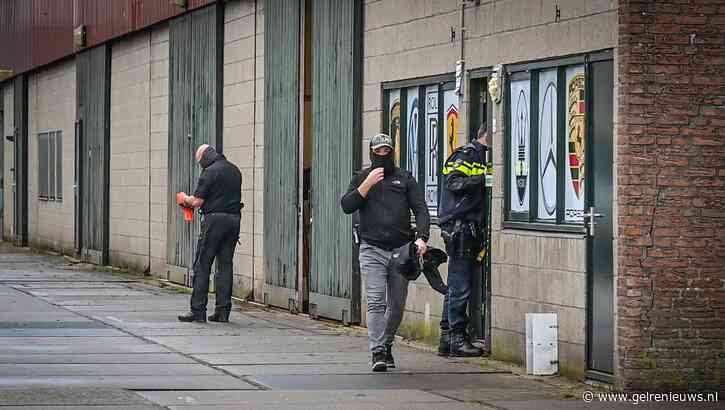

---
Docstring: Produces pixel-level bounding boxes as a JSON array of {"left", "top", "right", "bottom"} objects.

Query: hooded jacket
[{"left": 341, "top": 167, "right": 430, "bottom": 251}]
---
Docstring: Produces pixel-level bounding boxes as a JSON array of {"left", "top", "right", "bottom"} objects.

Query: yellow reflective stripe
[{"left": 442, "top": 162, "right": 486, "bottom": 176}]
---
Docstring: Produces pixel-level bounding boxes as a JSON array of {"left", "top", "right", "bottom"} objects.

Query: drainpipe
[
  {"left": 251, "top": 0, "right": 258, "bottom": 300},
  {"left": 457, "top": 0, "right": 467, "bottom": 143}
]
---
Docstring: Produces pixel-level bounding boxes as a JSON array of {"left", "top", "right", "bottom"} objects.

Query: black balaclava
[
  {"left": 370, "top": 150, "right": 395, "bottom": 175},
  {"left": 199, "top": 146, "right": 221, "bottom": 169}
]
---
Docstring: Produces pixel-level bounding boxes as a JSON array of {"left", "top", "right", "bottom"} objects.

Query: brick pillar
[{"left": 617, "top": 0, "right": 725, "bottom": 392}]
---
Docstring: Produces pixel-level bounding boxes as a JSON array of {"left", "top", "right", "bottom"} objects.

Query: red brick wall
[{"left": 618, "top": 0, "right": 725, "bottom": 392}]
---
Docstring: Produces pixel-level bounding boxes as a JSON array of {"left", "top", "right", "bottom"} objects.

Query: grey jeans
[{"left": 360, "top": 242, "right": 409, "bottom": 353}]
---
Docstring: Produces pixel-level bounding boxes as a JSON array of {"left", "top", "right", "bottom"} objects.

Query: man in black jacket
[
  {"left": 177, "top": 144, "right": 242, "bottom": 323},
  {"left": 437, "top": 125, "right": 489, "bottom": 357},
  {"left": 341, "top": 133, "right": 430, "bottom": 372}
]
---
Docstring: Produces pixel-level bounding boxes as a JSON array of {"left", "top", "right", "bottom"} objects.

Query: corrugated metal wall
[
  {"left": 0, "top": 0, "right": 216, "bottom": 79},
  {"left": 264, "top": 0, "right": 300, "bottom": 302},
  {"left": 76, "top": 44, "right": 111, "bottom": 264},
  {"left": 13, "top": 75, "right": 28, "bottom": 247},
  {"left": 309, "top": 0, "right": 362, "bottom": 322},
  {"left": 167, "top": 4, "right": 222, "bottom": 280}
]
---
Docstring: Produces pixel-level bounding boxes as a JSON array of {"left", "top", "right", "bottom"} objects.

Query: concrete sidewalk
[{"left": 0, "top": 243, "right": 717, "bottom": 409}]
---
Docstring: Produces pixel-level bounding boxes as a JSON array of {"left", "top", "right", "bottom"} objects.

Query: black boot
[
  {"left": 178, "top": 311, "right": 206, "bottom": 323},
  {"left": 437, "top": 329, "right": 450, "bottom": 356},
  {"left": 449, "top": 330, "right": 483, "bottom": 357},
  {"left": 208, "top": 309, "right": 229, "bottom": 323}
]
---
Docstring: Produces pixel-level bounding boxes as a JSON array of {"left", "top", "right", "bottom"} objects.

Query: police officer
[
  {"left": 437, "top": 125, "right": 489, "bottom": 357},
  {"left": 177, "top": 144, "right": 242, "bottom": 323},
  {"left": 341, "top": 133, "right": 430, "bottom": 372}
]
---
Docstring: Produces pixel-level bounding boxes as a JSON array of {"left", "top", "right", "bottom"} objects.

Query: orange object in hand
[{"left": 176, "top": 192, "right": 193, "bottom": 222}]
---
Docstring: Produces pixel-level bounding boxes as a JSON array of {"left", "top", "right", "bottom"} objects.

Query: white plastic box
[{"left": 525, "top": 313, "right": 559, "bottom": 375}]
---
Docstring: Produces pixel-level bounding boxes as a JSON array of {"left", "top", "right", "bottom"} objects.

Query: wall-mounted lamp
[
  {"left": 172, "top": 0, "right": 188, "bottom": 9},
  {"left": 73, "top": 25, "right": 86, "bottom": 48},
  {"left": 0, "top": 69, "right": 12, "bottom": 81}
]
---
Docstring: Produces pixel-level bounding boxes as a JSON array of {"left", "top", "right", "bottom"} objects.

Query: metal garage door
[
  {"left": 13, "top": 75, "right": 28, "bottom": 247},
  {"left": 309, "top": 0, "right": 362, "bottom": 323},
  {"left": 75, "top": 45, "right": 111, "bottom": 265},
  {"left": 167, "top": 4, "right": 223, "bottom": 285},
  {"left": 263, "top": 0, "right": 301, "bottom": 309}
]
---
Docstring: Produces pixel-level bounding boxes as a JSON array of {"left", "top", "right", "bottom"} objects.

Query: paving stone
[
  {"left": 0, "top": 353, "right": 196, "bottom": 364},
  {"left": 248, "top": 373, "right": 545, "bottom": 391},
  {"left": 0, "top": 388, "right": 151, "bottom": 405},
  {"left": 0, "top": 363, "right": 221, "bottom": 376},
  {"left": 139, "top": 389, "right": 453, "bottom": 406},
  {"left": 0, "top": 375, "right": 257, "bottom": 390}
]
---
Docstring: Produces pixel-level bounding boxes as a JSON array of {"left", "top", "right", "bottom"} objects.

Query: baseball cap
[{"left": 370, "top": 133, "right": 394, "bottom": 150}]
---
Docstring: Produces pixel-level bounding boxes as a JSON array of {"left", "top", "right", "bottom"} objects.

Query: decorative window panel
[
  {"left": 538, "top": 69, "right": 557, "bottom": 220},
  {"left": 443, "top": 88, "right": 460, "bottom": 161},
  {"left": 565, "top": 65, "right": 585, "bottom": 222},
  {"left": 424, "top": 85, "right": 439, "bottom": 216},
  {"left": 388, "top": 89, "right": 401, "bottom": 166},
  {"left": 509, "top": 78, "right": 530, "bottom": 214},
  {"left": 405, "top": 86, "right": 419, "bottom": 181}
]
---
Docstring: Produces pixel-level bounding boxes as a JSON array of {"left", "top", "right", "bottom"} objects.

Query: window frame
[
  {"left": 502, "top": 49, "right": 612, "bottom": 234},
  {"left": 37, "top": 129, "right": 62, "bottom": 202},
  {"left": 381, "top": 74, "right": 454, "bottom": 225}
]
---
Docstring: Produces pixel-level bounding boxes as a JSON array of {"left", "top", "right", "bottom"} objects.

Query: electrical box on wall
[{"left": 526, "top": 313, "right": 559, "bottom": 375}]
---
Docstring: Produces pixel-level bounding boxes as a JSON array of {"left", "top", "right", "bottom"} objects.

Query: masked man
[
  {"left": 177, "top": 144, "right": 242, "bottom": 323},
  {"left": 341, "top": 133, "right": 430, "bottom": 372}
]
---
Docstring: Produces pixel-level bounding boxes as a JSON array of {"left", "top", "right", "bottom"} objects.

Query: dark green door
[
  {"left": 167, "top": 4, "right": 223, "bottom": 285},
  {"left": 12, "top": 75, "right": 28, "bottom": 247},
  {"left": 263, "top": 0, "right": 301, "bottom": 309},
  {"left": 309, "top": 0, "right": 362, "bottom": 323},
  {"left": 586, "top": 59, "right": 614, "bottom": 377},
  {"left": 76, "top": 45, "right": 111, "bottom": 265}
]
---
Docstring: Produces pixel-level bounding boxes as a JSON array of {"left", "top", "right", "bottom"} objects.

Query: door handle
[{"left": 583, "top": 206, "right": 604, "bottom": 237}]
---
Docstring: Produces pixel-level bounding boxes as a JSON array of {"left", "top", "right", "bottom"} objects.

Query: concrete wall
[
  {"left": 109, "top": 31, "right": 152, "bottom": 271},
  {"left": 362, "top": 0, "right": 618, "bottom": 376},
  {"left": 222, "top": 0, "right": 265, "bottom": 300},
  {"left": 2, "top": 84, "right": 13, "bottom": 241},
  {"left": 26, "top": 59, "right": 76, "bottom": 253}
]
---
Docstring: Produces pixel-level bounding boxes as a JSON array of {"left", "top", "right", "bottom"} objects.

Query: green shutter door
[
  {"left": 263, "top": 0, "right": 301, "bottom": 309},
  {"left": 309, "top": 0, "right": 362, "bottom": 323},
  {"left": 167, "top": 4, "right": 223, "bottom": 285},
  {"left": 76, "top": 45, "right": 110, "bottom": 265}
]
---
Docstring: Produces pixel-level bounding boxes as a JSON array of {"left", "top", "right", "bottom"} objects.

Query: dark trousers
[
  {"left": 190, "top": 213, "right": 240, "bottom": 315},
  {"left": 440, "top": 254, "right": 476, "bottom": 332}
]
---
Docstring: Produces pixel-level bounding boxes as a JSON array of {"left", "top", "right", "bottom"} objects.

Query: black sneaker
[
  {"left": 371, "top": 351, "right": 387, "bottom": 372},
  {"left": 385, "top": 345, "right": 396, "bottom": 368}
]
